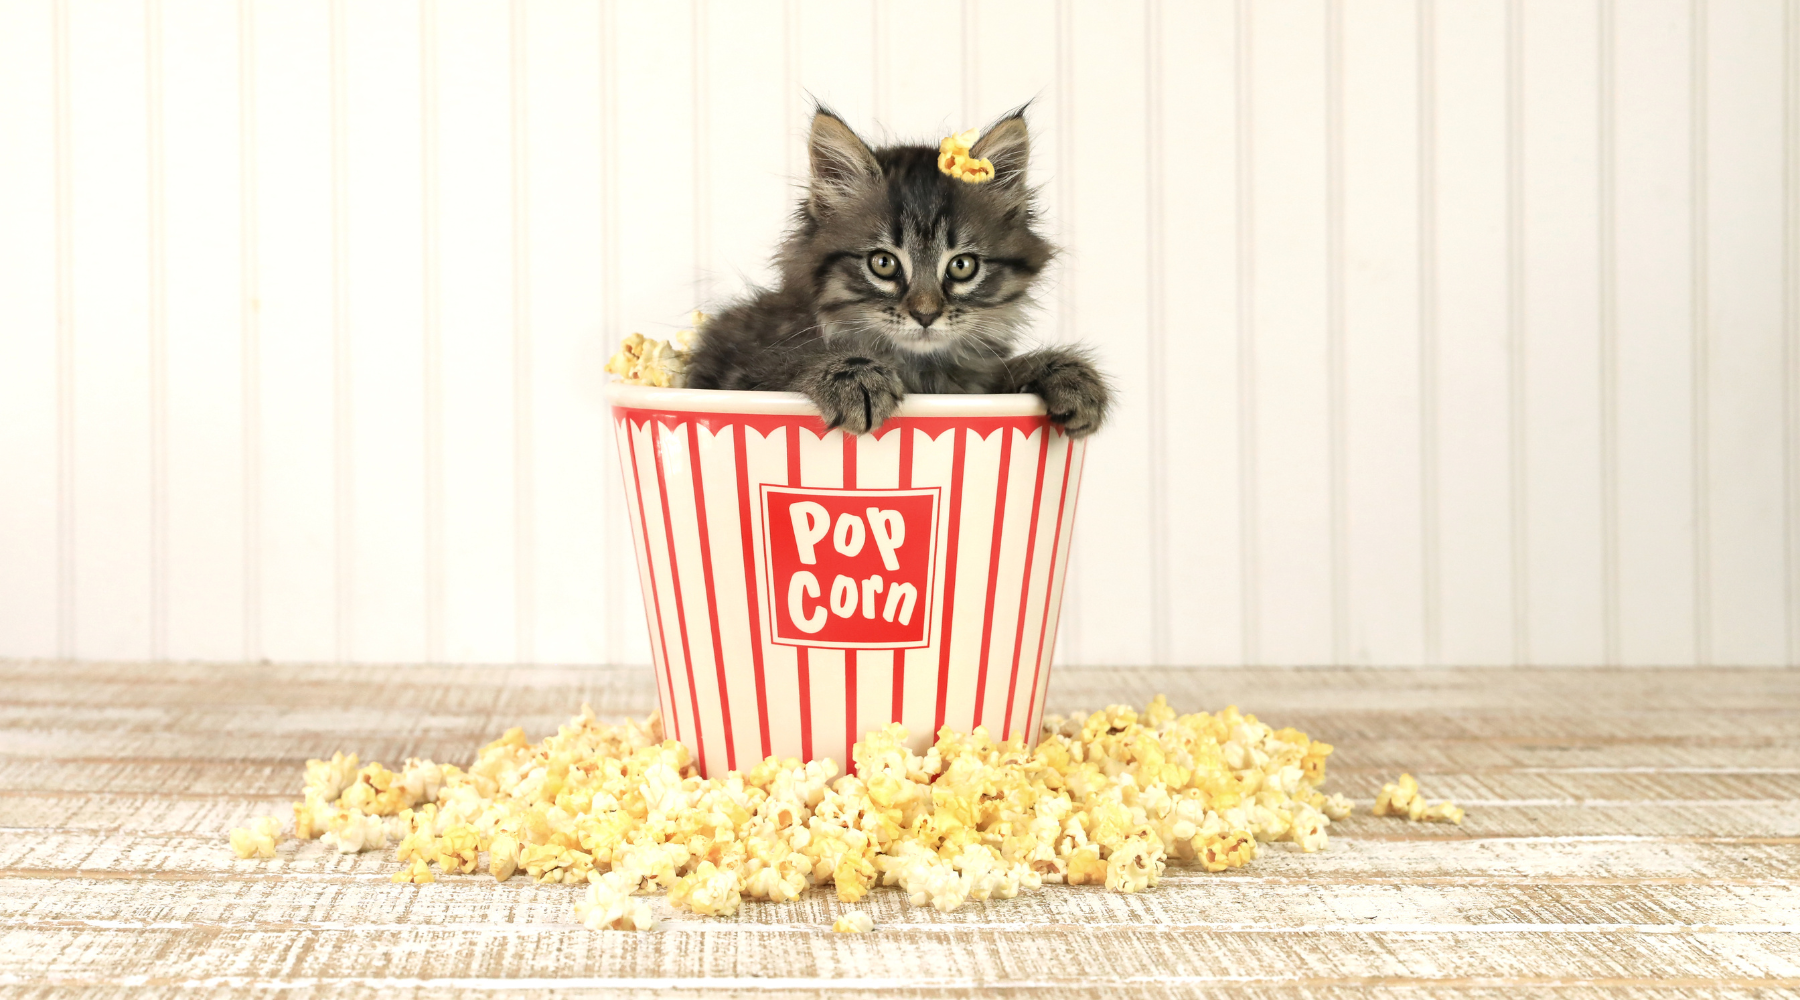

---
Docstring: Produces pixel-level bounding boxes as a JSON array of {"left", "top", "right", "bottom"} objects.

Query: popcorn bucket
[{"left": 606, "top": 384, "right": 1088, "bottom": 777}]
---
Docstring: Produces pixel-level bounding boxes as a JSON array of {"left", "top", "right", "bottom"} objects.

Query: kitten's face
[{"left": 787, "top": 111, "right": 1052, "bottom": 359}]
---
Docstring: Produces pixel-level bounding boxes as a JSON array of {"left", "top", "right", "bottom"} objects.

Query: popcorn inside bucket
[{"left": 605, "top": 313, "right": 704, "bottom": 387}]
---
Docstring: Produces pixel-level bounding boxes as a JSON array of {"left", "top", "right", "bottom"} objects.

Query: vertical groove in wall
[
  {"left": 1691, "top": 0, "right": 1712, "bottom": 666},
  {"left": 1054, "top": 0, "right": 1073, "bottom": 353},
  {"left": 1144, "top": 0, "right": 1168, "bottom": 666},
  {"left": 146, "top": 0, "right": 169, "bottom": 662},
  {"left": 1788, "top": 0, "right": 1800, "bottom": 666},
  {"left": 600, "top": 0, "right": 623, "bottom": 665},
  {"left": 1598, "top": 0, "right": 1621, "bottom": 666},
  {"left": 693, "top": 0, "right": 710, "bottom": 307},
  {"left": 1417, "top": 0, "right": 1442, "bottom": 667},
  {"left": 420, "top": 0, "right": 444, "bottom": 664},
  {"left": 1055, "top": 0, "right": 1082, "bottom": 663},
  {"left": 782, "top": 0, "right": 798, "bottom": 185},
  {"left": 53, "top": 0, "right": 74, "bottom": 660},
  {"left": 329, "top": 0, "right": 352, "bottom": 664},
  {"left": 1235, "top": 0, "right": 1260, "bottom": 667},
  {"left": 1325, "top": 0, "right": 1348, "bottom": 666},
  {"left": 1505, "top": 0, "right": 1530, "bottom": 666},
  {"left": 510, "top": 0, "right": 535, "bottom": 664},
  {"left": 871, "top": 0, "right": 886, "bottom": 130},
  {"left": 238, "top": 0, "right": 261, "bottom": 662},
  {"left": 961, "top": 0, "right": 975, "bottom": 126}
]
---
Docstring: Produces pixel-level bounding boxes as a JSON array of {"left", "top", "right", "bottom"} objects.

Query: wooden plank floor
[{"left": 1, "top": 661, "right": 1797, "bottom": 999}]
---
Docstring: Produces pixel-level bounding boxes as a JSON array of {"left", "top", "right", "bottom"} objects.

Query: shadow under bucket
[{"left": 607, "top": 383, "right": 1089, "bottom": 777}]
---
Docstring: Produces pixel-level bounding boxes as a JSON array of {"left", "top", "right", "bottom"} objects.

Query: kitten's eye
[
  {"left": 947, "top": 254, "right": 979, "bottom": 281},
  {"left": 868, "top": 251, "right": 900, "bottom": 279}
]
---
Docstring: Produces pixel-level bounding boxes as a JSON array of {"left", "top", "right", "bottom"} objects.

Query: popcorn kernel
[
  {"left": 392, "top": 858, "right": 435, "bottom": 884},
  {"left": 938, "top": 128, "right": 995, "bottom": 183},
  {"left": 831, "top": 911, "right": 875, "bottom": 933},
  {"left": 1372, "top": 773, "right": 1464, "bottom": 825},
  {"left": 607, "top": 313, "right": 705, "bottom": 388},
  {"left": 228, "top": 816, "right": 281, "bottom": 860}
]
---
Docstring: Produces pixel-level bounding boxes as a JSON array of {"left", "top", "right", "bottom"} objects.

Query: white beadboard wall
[{"left": 0, "top": 0, "right": 1795, "bottom": 668}]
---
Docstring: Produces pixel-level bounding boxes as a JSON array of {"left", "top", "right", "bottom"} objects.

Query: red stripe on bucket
[
  {"left": 971, "top": 427, "right": 1014, "bottom": 730},
  {"left": 623, "top": 420, "right": 679, "bottom": 744},
  {"left": 1002, "top": 427, "right": 1053, "bottom": 740},
  {"left": 1032, "top": 439, "right": 1087, "bottom": 739},
  {"left": 651, "top": 421, "right": 708, "bottom": 772},
  {"left": 788, "top": 425, "right": 811, "bottom": 764},
  {"left": 845, "top": 651, "right": 857, "bottom": 774},
  {"left": 893, "top": 425, "right": 913, "bottom": 725},
  {"left": 933, "top": 427, "right": 969, "bottom": 738},
  {"left": 686, "top": 421, "right": 735, "bottom": 774},
  {"left": 797, "top": 645, "right": 813, "bottom": 763},
  {"left": 1022, "top": 433, "right": 1076, "bottom": 747},
  {"left": 732, "top": 424, "right": 772, "bottom": 761},
  {"left": 843, "top": 432, "right": 857, "bottom": 773},
  {"left": 891, "top": 651, "right": 904, "bottom": 727}
]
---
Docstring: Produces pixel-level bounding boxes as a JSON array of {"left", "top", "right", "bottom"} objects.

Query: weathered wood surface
[{"left": 1, "top": 661, "right": 1796, "bottom": 998}]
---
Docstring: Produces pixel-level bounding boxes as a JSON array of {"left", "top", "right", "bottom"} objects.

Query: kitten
[{"left": 684, "top": 106, "right": 1110, "bottom": 437}]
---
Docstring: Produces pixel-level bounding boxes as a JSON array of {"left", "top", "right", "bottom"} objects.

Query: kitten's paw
[
  {"left": 804, "top": 355, "right": 905, "bottom": 434},
  {"left": 1035, "top": 358, "right": 1111, "bottom": 437}
]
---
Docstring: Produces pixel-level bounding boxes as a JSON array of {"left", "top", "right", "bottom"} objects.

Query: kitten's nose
[{"left": 908, "top": 306, "right": 942, "bottom": 328}]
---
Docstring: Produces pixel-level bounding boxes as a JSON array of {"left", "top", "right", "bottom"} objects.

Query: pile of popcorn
[
  {"left": 229, "top": 696, "right": 1461, "bottom": 933},
  {"left": 937, "top": 128, "right": 995, "bottom": 183},
  {"left": 604, "top": 311, "right": 705, "bottom": 388}
]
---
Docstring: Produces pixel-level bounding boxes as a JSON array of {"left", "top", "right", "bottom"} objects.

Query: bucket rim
[{"left": 605, "top": 382, "right": 1049, "bottom": 418}]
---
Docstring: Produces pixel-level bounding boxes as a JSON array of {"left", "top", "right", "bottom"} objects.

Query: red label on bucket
[{"left": 759, "top": 485, "right": 941, "bottom": 650}]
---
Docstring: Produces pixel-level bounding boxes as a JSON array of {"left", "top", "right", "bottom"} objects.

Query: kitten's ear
[
  {"left": 970, "top": 109, "right": 1031, "bottom": 192},
  {"left": 808, "top": 108, "right": 881, "bottom": 211}
]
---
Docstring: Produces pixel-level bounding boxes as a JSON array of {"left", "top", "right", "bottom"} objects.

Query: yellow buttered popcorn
[
  {"left": 1065, "top": 845, "right": 1108, "bottom": 886},
  {"left": 577, "top": 871, "right": 656, "bottom": 931},
  {"left": 522, "top": 842, "right": 593, "bottom": 885},
  {"left": 668, "top": 860, "right": 742, "bottom": 917},
  {"left": 1198, "top": 829, "right": 1258, "bottom": 873},
  {"left": 435, "top": 823, "right": 482, "bottom": 875},
  {"left": 1372, "top": 772, "right": 1464, "bottom": 825},
  {"left": 228, "top": 816, "right": 282, "bottom": 860},
  {"left": 1104, "top": 836, "right": 1164, "bottom": 893},
  {"left": 487, "top": 832, "right": 520, "bottom": 881},
  {"left": 304, "top": 752, "right": 359, "bottom": 802},
  {"left": 937, "top": 128, "right": 995, "bottom": 183},
  {"left": 831, "top": 911, "right": 875, "bottom": 933},
  {"left": 321, "top": 810, "right": 388, "bottom": 855},
  {"left": 1422, "top": 800, "right": 1466, "bottom": 824},
  {"left": 606, "top": 311, "right": 706, "bottom": 388},
  {"left": 391, "top": 858, "right": 435, "bottom": 884},
  {"left": 244, "top": 693, "right": 1439, "bottom": 933}
]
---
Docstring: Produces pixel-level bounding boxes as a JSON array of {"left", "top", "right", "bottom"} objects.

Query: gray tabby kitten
[{"left": 684, "top": 106, "right": 1110, "bottom": 437}]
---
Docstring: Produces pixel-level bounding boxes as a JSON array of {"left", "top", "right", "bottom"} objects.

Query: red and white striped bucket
[{"left": 606, "top": 384, "right": 1088, "bottom": 777}]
